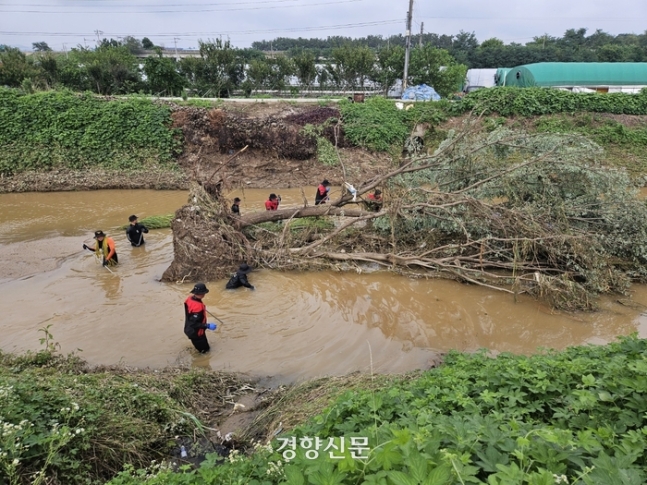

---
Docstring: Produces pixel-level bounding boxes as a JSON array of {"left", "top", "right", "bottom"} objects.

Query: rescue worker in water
[
  {"left": 83, "top": 230, "right": 118, "bottom": 266},
  {"left": 184, "top": 283, "right": 217, "bottom": 353}
]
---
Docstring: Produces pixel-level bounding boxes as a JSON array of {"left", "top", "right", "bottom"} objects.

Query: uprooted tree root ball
[{"left": 161, "top": 183, "right": 260, "bottom": 282}]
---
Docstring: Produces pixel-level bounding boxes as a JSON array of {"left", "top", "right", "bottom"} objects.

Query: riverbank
[
  {"left": 5, "top": 335, "right": 647, "bottom": 484},
  {"left": 0, "top": 167, "right": 189, "bottom": 194}
]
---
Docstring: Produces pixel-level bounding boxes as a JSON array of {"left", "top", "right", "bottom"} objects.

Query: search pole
[{"left": 402, "top": 0, "right": 414, "bottom": 92}]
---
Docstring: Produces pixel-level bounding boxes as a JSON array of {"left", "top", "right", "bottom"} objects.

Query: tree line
[
  {"left": 2, "top": 27, "right": 645, "bottom": 98},
  {"left": 0, "top": 38, "right": 466, "bottom": 98},
  {"left": 253, "top": 28, "right": 647, "bottom": 66}
]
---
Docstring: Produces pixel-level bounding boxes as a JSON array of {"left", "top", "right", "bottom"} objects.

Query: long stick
[
  {"left": 92, "top": 251, "right": 116, "bottom": 274},
  {"left": 206, "top": 310, "right": 226, "bottom": 326}
]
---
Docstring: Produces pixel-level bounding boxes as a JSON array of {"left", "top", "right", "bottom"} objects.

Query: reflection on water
[{"left": 1, "top": 189, "right": 647, "bottom": 384}]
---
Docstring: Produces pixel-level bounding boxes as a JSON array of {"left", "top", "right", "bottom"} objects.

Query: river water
[{"left": 1, "top": 189, "right": 647, "bottom": 384}]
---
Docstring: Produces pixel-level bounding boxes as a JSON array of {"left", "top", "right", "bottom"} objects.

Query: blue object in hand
[{"left": 207, "top": 323, "right": 217, "bottom": 331}]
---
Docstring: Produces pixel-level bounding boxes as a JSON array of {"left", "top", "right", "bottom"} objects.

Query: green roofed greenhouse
[
  {"left": 494, "top": 68, "right": 512, "bottom": 86},
  {"left": 504, "top": 62, "right": 647, "bottom": 91}
]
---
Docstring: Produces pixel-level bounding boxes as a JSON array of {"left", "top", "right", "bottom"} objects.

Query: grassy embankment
[{"left": 0, "top": 88, "right": 185, "bottom": 190}]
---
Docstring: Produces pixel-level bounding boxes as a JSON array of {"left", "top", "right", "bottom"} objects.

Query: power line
[
  {"left": 0, "top": 20, "right": 403, "bottom": 39},
  {"left": 0, "top": 0, "right": 364, "bottom": 14}
]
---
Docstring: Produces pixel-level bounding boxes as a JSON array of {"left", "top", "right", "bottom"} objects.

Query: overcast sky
[{"left": 1, "top": 0, "right": 646, "bottom": 52}]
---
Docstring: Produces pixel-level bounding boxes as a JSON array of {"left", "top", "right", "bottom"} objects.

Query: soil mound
[{"left": 171, "top": 105, "right": 342, "bottom": 161}]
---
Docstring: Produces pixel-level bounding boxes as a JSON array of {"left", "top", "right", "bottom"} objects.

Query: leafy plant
[
  {"left": 458, "top": 87, "right": 647, "bottom": 117},
  {"left": 0, "top": 88, "right": 181, "bottom": 175},
  {"left": 302, "top": 122, "right": 338, "bottom": 166},
  {"left": 106, "top": 335, "right": 647, "bottom": 484}
]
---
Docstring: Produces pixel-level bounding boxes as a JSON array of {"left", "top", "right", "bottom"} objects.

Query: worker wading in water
[
  {"left": 126, "top": 214, "right": 149, "bottom": 247},
  {"left": 226, "top": 263, "right": 255, "bottom": 290},
  {"left": 183, "top": 283, "right": 217, "bottom": 353},
  {"left": 315, "top": 179, "right": 331, "bottom": 205},
  {"left": 83, "top": 230, "right": 118, "bottom": 266}
]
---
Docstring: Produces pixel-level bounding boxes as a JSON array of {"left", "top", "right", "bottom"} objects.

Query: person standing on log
[
  {"left": 126, "top": 214, "right": 149, "bottom": 247},
  {"left": 315, "top": 179, "right": 331, "bottom": 205},
  {"left": 183, "top": 283, "right": 217, "bottom": 353},
  {"left": 265, "top": 193, "right": 281, "bottom": 211},
  {"left": 83, "top": 230, "right": 118, "bottom": 267}
]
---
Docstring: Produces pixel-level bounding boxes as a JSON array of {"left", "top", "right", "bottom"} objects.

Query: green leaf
[
  {"left": 423, "top": 465, "right": 452, "bottom": 485},
  {"left": 374, "top": 441, "right": 403, "bottom": 470},
  {"left": 386, "top": 471, "right": 418, "bottom": 485},
  {"left": 284, "top": 465, "right": 306, "bottom": 485},
  {"left": 598, "top": 391, "right": 613, "bottom": 402}
]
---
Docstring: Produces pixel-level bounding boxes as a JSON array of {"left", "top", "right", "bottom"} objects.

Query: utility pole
[
  {"left": 402, "top": 0, "right": 414, "bottom": 92},
  {"left": 94, "top": 30, "right": 103, "bottom": 46},
  {"left": 419, "top": 22, "right": 424, "bottom": 47},
  {"left": 174, "top": 37, "right": 180, "bottom": 60}
]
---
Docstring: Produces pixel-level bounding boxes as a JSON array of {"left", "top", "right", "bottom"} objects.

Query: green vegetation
[
  {"left": 289, "top": 217, "right": 335, "bottom": 233},
  {"left": 339, "top": 97, "right": 447, "bottom": 151},
  {"left": 302, "top": 122, "right": 339, "bottom": 166},
  {"left": 120, "top": 214, "right": 174, "bottom": 230},
  {"left": 251, "top": 29, "right": 647, "bottom": 67},
  {"left": 0, "top": 327, "right": 251, "bottom": 485},
  {"left": 459, "top": 87, "right": 647, "bottom": 116},
  {"left": 108, "top": 335, "right": 647, "bottom": 484},
  {"left": 0, "top": 89, "right": 181, "bottom": 175}
]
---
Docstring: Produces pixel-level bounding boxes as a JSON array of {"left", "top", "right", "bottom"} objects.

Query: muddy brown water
[{"left": 2, "top": 189, "right": 647, "bottom": 385}]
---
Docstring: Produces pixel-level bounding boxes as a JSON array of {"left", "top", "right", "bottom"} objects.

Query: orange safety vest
[{"left": 95, "top": 237, "right": 117, "bottom": 266}]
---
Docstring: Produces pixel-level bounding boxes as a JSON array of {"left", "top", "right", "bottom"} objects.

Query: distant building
[
  {"left": 503, "top": 62, "right": 647, "bottom": 93},
  {"left": 463, "top": 68, "right": 498, "bottom": 92},
  {"left": 494, "top": 68, "right": 512, "bottom": 86}
]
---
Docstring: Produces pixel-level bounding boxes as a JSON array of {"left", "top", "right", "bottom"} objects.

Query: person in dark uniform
[
  {"left": 315, "top": 179, "right": 331, "bottom": 205},
  {"left": 126, "top": 215, "right": 149, "bottom": 247},
  {"left": 183, "top": 283, "right": 217, "bottom": 353},
  {"left": 231, "top": 197, "right": 241, "bottom": 216},
  {"left": 83, "top": 230, "right": 118, "bottom": 266},
  {"left": 226, "top": 263, "right": 255, "bottom": 290}
]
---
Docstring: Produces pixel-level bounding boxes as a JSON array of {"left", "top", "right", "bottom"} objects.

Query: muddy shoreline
[
  {"left": 0, "top": 167, "right": 190, "bottom": 193},
  {"left": 0, "top": 146, "right": 393, "bottom": 194}
]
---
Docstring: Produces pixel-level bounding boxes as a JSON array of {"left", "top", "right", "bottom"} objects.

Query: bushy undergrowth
[
  {"left": 533, "top": 114, "right": 647, "bottom": 148},
  {"left": 458, "top": 87, "right": 647, "bottom": 117},
  {"left": 107, "top": 335, "right": 647, "bottom": 484},
  {"left": 0, "top": 88, "right": 182, "bottom": 175},
  {"left": 0, "top": 337, "right": 245, "bottom": 485},
  {"left": 339, "top": 97, "right": 447, "bottom": 151}
]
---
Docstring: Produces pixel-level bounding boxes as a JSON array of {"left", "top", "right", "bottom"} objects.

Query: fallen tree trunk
[{"left": 237, "top": 205, "right": 372, "bottom": 227}]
